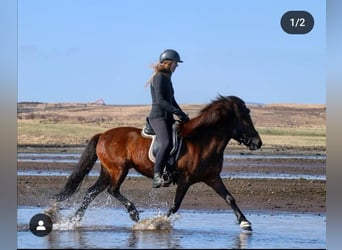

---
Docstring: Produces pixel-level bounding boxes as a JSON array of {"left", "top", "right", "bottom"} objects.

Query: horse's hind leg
[
  {"left": 107, "top": 186, "right": 139, "bottom": 222},
  {"left": 205, "top": 177, "right": 252, "bottom": 231},
  {"left": 74, "top": 166, "right": 110, "bottom": 220},
  {"left": 106, "top": 168, "right": 140, "bottom": 222}
]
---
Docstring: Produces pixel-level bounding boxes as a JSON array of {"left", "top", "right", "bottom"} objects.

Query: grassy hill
[{"left": 17, "top": 102, "right": 326, "bottom": 149}]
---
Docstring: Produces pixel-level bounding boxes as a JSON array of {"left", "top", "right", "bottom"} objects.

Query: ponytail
[{"left": 144, "top": 60, "right": 172, "bottom": 87}]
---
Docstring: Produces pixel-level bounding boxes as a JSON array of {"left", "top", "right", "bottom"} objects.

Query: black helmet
[{"left": 159, "top": 49, "right": 183, "bottom": 63}]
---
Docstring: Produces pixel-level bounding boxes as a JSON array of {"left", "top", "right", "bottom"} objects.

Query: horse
[{"left": 55, "top": 95, "right": 262, "bottom": 231}]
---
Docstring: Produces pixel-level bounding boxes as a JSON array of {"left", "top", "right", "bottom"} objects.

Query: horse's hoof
[
  {"left": 74, "top": 210, "right": 84, "bottom": 220},
  {"left": 240, "top": 221, "right": 252, "bottom": 231},
  {"left": 166, "top": 209, "right": 173, "bottom": 218},
  {"left": 129, "top": 212, "right": 140, "bottom": 222}
]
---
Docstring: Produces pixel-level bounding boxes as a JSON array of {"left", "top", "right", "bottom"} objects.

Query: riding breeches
[{"left": 149, "top": 118, "right": 173, "bottom": 174}]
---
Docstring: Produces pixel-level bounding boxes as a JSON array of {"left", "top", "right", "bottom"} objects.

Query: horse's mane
[{"left": 181, "top": 95, "right": 245, "bottom": 138}]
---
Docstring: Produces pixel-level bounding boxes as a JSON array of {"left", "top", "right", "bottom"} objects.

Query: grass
[
  {"left": 259, "top": 134, "right": 325, "bottom": 147},
  {"left": 258, "top": 127, "right": 325, "bottom": 137},
  {"left": 17, "top": 102, "right": 326, "bottom": 148},
  {"left": 18, "top": 120, "right": 108, "bottom": 144},
  {"left": 17, "top": 120, "right": 326, "bottom": 147},
  {"left": 257, "top": 127, "right": 325, "bottom": 147}
]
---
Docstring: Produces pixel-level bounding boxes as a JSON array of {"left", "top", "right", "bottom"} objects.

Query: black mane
[{"left": 181, "top": 95, "right": 246, "bottom": 138}]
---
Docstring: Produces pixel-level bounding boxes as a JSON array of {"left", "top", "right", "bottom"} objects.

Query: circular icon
[{"left": 29, "top": 213, "right": 53, "bottom": 237}]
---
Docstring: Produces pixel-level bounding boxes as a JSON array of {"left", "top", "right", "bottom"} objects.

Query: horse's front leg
[
  {"left": 167, "top": 183, "right": 190, "bottom": 217},
  {"left": 107, "top": 186, "right": 140, "bottom": 222},
  {"left": 205, "top": 177, "right": 252, "bottom": 231}
]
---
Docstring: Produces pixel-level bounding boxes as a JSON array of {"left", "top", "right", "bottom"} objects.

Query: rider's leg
[{"left": 150, "top": 118, "right": 172, "bottom": 188}]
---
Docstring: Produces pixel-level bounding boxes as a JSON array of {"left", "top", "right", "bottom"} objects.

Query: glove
[
  {"left": 174, "top": 109, "right": 189, "bottom": 122},
  {"left": 180, "top": 112, "right": 190, "bottom": 122}
]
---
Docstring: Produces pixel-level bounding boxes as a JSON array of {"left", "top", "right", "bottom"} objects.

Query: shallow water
[
  {"left": 17, "top": 152, "right": 326, "bottom": 162},
  {"left": 17, "top": 152, "right": 326, "bottom": 180},
  {"left": 17, "top": 169, "right": 326, "bottom": 180},
  {"left": 18, "top": 206, "right": 325, "bottom": 249}
]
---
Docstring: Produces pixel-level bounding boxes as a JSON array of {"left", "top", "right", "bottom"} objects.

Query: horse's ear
[{"left": 217, "top": 94, "right": 229, "bottom": 102}]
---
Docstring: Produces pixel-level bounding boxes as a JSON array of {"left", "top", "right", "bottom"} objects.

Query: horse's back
[
  {"left": 97, "top": 126, "right": 142, "bottom": 150},
  {"left": 96, "top": 126, "right": 151, "bottom": 169},
  {"left": 101, "top": 126, "right": 141, "bottom": 138}
]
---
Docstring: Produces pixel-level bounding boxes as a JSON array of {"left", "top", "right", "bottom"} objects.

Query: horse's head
[
  {"left": 181, "top": 95, "right": 263, "bottom": 151},
  {"left": 228, "top": 96, "right": 262, "bottom": 150}
]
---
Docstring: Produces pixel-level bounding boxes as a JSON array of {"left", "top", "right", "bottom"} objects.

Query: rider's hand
[
  {"left": 179, "top": 112, "right": 190, "bottom": 122},
  {"left": 173, "top": 109, "right": 190, "bottom": 122}
]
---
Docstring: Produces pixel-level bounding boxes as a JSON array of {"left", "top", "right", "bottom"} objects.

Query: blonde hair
[{"left": 144, "top": 60, "right": 172, "bottom": 87}]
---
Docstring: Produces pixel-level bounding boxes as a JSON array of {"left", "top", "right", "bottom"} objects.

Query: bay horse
[{"left": 56, "top": 95, "right": 262, "bottom": 231}]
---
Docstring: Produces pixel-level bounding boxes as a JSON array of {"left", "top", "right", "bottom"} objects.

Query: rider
[{"left": 146, "top": 49, "right": 189, "bottom": 188}]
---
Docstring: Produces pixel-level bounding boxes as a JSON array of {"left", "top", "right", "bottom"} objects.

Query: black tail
[{"left": 55, "top": 133, "right": 102, "bottom": 201}]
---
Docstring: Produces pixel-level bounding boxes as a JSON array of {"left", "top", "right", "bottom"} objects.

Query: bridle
[{"left": 233, "top": 106, "right": 258, "bottom": 147}]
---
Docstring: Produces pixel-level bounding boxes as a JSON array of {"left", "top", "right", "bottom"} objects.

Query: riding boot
[{"left": 152, "top": 173, "right": 163, "bottom": 188}]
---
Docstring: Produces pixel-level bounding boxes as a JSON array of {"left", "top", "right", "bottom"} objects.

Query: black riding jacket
[{"left": 149, "top": 70, "right": 183, "bottom": 121}]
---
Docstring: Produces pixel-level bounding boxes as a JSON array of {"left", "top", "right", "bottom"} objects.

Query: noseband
[{"left": 238, "top": 135, "right": 253, "bottom": 146}]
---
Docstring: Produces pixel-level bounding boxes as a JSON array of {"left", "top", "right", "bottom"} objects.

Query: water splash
[
  {"left": 132, "top": 215, "right": 171, "bottom": 230},
  {"left": 43, "top": 202, "right": 60, "bottom": 223},
  {"left": 43, "top": 202, "right": 81, "bottom": 230},
  {"left": 132, "top": 213, "right": 181, "bottom": 231}
]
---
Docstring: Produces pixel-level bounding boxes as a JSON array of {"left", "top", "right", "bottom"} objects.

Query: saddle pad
[
  {"left": 141, "top": 129, "right": 157, "bottom": 162},
  {"left": 141, "top": 127, "right": 180, "bottom": 163}
]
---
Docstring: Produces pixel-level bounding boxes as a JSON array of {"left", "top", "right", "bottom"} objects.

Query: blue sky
[{"left": 18, "top": 0, "right": 326, "bottom": 105}]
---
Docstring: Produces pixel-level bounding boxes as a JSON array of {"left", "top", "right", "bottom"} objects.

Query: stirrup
[{"left": 162, "top": 172, "right": 172, "bottom": 187}]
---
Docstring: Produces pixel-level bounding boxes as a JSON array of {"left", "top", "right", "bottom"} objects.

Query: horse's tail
[{"left": 55, "top": 133, "right": 102, "bottom": 201}]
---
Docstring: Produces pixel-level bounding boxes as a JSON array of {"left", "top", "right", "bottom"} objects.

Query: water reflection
[
  {"left": 128, "top": 230, "right": 179, "bottom": 249},
  {"left": 235, "top": 231, "right": 252, "bottom": 249},
  {"left": 127, "top": 228, "right": 252, "bottom": 249},
  {"left": 25, "top": 227, "right": 251, "bottom": 249}
]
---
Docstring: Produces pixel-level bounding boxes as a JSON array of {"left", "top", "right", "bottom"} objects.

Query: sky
[{"left": 18, "top": 0, "right": 326, "bottom": 105}]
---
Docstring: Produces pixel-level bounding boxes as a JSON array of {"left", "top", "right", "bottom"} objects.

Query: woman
[{"left": 146, "top": 49, "right": 189, "bottom": 188}]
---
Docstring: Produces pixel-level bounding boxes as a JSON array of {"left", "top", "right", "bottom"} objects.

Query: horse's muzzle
[{"left": 248, "top": 136, "right": 262, "bottom": 150}]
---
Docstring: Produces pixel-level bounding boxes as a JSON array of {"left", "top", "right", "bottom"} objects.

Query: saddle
[{"left": 141, "top": 117, "right": 182, "bottom": 167}]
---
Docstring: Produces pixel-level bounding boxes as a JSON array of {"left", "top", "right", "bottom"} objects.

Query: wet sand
[
  {"left": 17, "top": 149, "right": 326, "bottom": 214},
  {"left": 18, "top": 175, "right": 325, "bottom": 213}
]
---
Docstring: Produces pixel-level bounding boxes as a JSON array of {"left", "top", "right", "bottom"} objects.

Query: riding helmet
[{"left": 159, "top": 49, "right": 183, "bottom": 63}]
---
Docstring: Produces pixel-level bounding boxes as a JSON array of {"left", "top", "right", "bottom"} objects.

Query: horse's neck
[
  {"left": 203, "top": 127, "right": 231, "bottom": 152},
  {"left": 182, "top": 117, "right": 232, "bottom": 154}
]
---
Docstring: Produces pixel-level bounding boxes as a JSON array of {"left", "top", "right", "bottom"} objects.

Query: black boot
[{"left": 152, "top": 173, "right": 163, "bottom": 188}]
